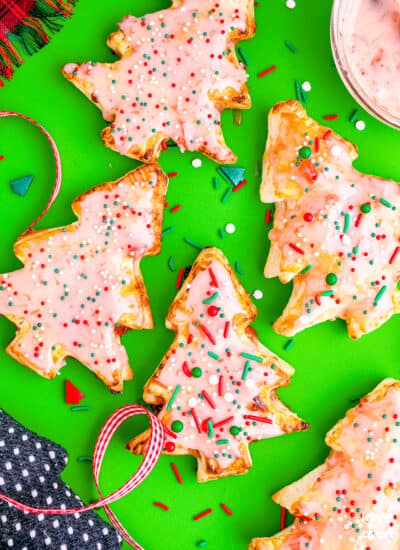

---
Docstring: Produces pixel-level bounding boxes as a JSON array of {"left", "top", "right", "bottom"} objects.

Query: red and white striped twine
[
  {"left": 0, "top": 404, "right": 165, "bottom": 549},
  {"left": 0, "top": 111, "right": 62, "bottom": 235},
  {"left": 0, "top": 112, "right": 165, "bottom": 548}
]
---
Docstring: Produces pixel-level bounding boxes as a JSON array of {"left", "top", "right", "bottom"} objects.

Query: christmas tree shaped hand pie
[
  {"left": 250, "top": 378, "right": 400, "bottom": 550},
  {"left": 62, "top": 0, "right": 255, "bottom": 164},
  {"left": 128, "top": 248, "right": 308, "bottom": 481},
  {"left": 262, "top": 101, "right": 400, "bottom": 339},
  {"left": 0, "top": 165, "right": 167, "bottom": 392}
]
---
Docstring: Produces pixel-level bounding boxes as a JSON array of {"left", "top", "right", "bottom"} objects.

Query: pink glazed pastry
[
  {"left": 63, "top": 0, "right": 255, "bottom": 164},
  {"left": 128, "top": 247, "right": 308, "bottom": 481},
  {"left": 0, "top": 164, "right": 167, "bottom": 392},
  {"left": 250, "top": 378, "right": 400, "bottom": 549}
]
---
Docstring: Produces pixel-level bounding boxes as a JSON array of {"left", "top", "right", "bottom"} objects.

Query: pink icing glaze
[
  {"left": 266, "top": 384, "right": 400, "bottom": 549},
  {"left": 63, "top": 0, "right": 253, "bottom": 162},
  {"left": 341, "top": 0, "right": 400, "bottom": 121},
  {"left": 0, "top": 167, "right": 165, "bottom": 389},
  {"left": 264, "top": 104, "right": 400, "bottom": 338},
  {"left": 146, "top": 252, "right": 305, "bottom": 475}
]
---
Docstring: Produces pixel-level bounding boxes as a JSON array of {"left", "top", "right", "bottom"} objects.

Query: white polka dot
[
  {"left": 83, "top": 533, "right": 89, "bottom": 542},
  {"left": 60, "top": 545, "right": 68, "bottom": 550},
  {"left": 14, "top": 484, "right": 22, "bottom": 492},
  {"left": 49, "top": 450, "right": 56, "bottom": 459},
  {"left": 0, "top": 477, "right": 4, "bottom": 486},
  {"left": 46, "top": 496, "right": 53, "bottom": 505},
  {"left": 302, "top": 81, "right": 312, "bottom": 92},
  {"left": 209, "top": 375, "right": 219, "bottom": 385},
  {"left": 286, "top": 0, "right": 296, "bottom": 7},
  {"left": 225, "top": 223, "right": 236, "bottom": 234},
  {"left": 224, "top": 392, "right": 234, "bottom": 402},
  {"left": 52, "top": 519, "right": 59, "bottom": 529},
  {"left": 355, "top": 120, "right": 366, "bottom": 131},
  {"left": 1, "top": 515, "right": 7, "bottom": 523},
  {"left": 252, "top": 289, "right": 263, "bottom": 300},
  {"left": 22, "top": 469, "right": 29, "bottom": 477},
  {"left": 12, "top": 447, "right": 19, "bottom": 456},
  {"left": 192, "top": 158, "right": 202, "bottom": 168},
  {"left": 45, "top": 538, "right": 52, "bottom": 547},
  {"left": 102, "top": 527, "right": 109, "bottom": 536},
  {"left": 0, "top": 440, "right": 4, "bottom": 447},
  {"left": 5, "top": 462, "right": 12, "bottom": 470},
  {"left": 28, "top": 455, "right": 35, "bottom": 463},
  {"left": 15, "top": 523, "right": 21, "bottom": 531},
  {"left": 7, "top": 540, "right": 13, "bottom": 547},
  {"left": 35, "top": 442, "right": 42, "bottom": 449},
  {"left": 38, "top": 514, "right": 44, "bottom": 522},
  {"left": 29, "top": 530, "right": 36, "bottom": 539},
  {"left": 67, "top": 527, "right": 74, "bottom": 535}
]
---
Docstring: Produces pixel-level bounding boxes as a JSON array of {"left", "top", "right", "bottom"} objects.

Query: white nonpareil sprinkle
[
  {"left": 302, "top": 81, "right": 312, "bottom": 92},
  {"left": 225, "top": 223, "right": 236, "bottom": 234},
  {"left": 355, "top": 120, "right": 366, "bottom": 131},
  {"left": 286, "top": 0, "right": 296, "bottom": 8},
  {"left": 192, "top": 158, "right": 202, "bottom": 168},
  {"left": 252, "top": 289, "right": 263, "bottom": 300}
]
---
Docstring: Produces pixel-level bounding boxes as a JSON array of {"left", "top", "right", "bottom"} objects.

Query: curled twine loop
[{"left": 0, "top": 112, "right": 165, "bottom": 549}]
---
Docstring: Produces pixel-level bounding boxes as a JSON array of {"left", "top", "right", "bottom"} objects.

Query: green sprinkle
[
  {"left": 284, "top": 339, "right": 295, "bottom": 351},
  {"left": 360, "top": 202, "right": 371, "bottom": 213},
  {"left": 295, "top": 79, "right": 306, "bottom": 103},
  {"left": 208, "top": 351, "right": 220, "bottom": 361},
  {"left": 349, "top": 109, "right": 359, "bottom": 123},
  {"left": 284, "top": 40, "right": 297, "bottom": 53},
  {"left": 343, "top": 212, "right": 350, "bottom": 233},
  {"left": 235, "top": 261, "right": 244, "bottom": 274},
  {"left": 216, "top": 439, "right": 230, "bottom": 445},
  {"left": 213, "top": 177, "right": 220, "bottom": 190},
  {"left": 237, "top": 47, "right": 249, "bottom": 65},
  {"left": 240, "top": 352, "right": 263, "bottom": 363},
  {"left": 203, "top": 292, "right": 219, "bottom": 304},
  {"left": 300, "top": 264, "right": 312, "bottom": 275},
  {"left": 191, "top": 367, "right": 202, "bottom": 378},
  {"left": 242, "top": 360, "right": 251, "bottom": 380},
  {"left": 299, "top": 146, "right": 312, "bottom": 159},
  {"left": 221, "top": 187, "right": 233, "bottom": 203},
  {"left": 77, "top": 456, "right": 92, "bottom": 462},
  {"left": 207, "top": 420, "right": 214, "bottom": 438},
  {"left": 326, "top": 273, "right": 338, "bottom": 286},
  {"left": 166, "top": 384, "right": 181, "bottom": 410},
  {"left": 171, "top": 420, "right": 184, "bottom": 433},
  {"left": 197, "top": 541, "right": 208, "bottom": 548},
  {"left": 71, "top": 406, "right": 91, "bottom": 412},
  {"left": 321, "top": 290, "right": 334, "bottom": 297},
  {"left": 230, "top": 426, "right": 241, "bottom": 436},
  {"left": 374, "top": 285, "right": 387, "bottom": 306},
  {"left": 184, "top": 237, "right": 203, "bottom": 250},
  {"left": 162, "top": 226, "right": 175, "bottom": 237},
  {"left": 379, "top": 198, "right": 393, "bottom": 208},
  {"left": 168, "top": 256, "right": 176, "bottom": 272}
]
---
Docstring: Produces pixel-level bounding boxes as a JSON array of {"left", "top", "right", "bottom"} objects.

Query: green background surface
[{"left": 0, "top": 1, "right": 399, "bottom": 548}]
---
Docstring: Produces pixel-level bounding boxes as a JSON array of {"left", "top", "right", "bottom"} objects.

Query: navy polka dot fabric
[{"left": 0, "top": 409, "right": 122, "bottom": 549}]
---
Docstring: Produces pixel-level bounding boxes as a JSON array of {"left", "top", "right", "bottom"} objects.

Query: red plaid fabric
[{"left": 0, "top": 0, "right": 77, "bottom": 82}]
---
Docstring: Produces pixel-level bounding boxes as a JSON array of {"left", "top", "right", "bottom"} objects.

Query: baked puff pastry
[
  {"left": 128, "top": 247, "right": 308, "bottom": 481},
  {"left": 0, "top": 164, "right": 167, "bottom": 392},
  {"left": 250, "top": 378, "right": 400, "bottom": 550},
  {"left": 63, "top": 0, "right": 255, "bottom": 165},
  {"left": 262, "top": 100, "right": 400, "bottom": 339}
]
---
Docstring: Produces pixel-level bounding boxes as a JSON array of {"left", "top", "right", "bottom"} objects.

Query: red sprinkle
[
  {"left": 171, "top": 462, "right": 183, "bottom": 484},
  {"left": 154, "top": 502, "right": 169, "bottom": 511},
  {"left": 218, "top": 375, "right": 224, "bottom": 397},
  {"left": 315, "top": 294, "right": 322, "bottom": 306},
  {"left": 265, "top": 209, "right": 272, "bottom": 224},
  {"left": 199, "top": 323, "right": 216, "bottom": 345},
  {"left": 323, "top": 114, "right": 339, "bottom": 121},
  {"left": 314, "top": 137, "right": 320, "bottom": 153},
  {"left": 191, "top": 408, "right": 202, "bottom": 434},
  {"left": 223, "top": 321, "right": 230, "bottom": 339},
  {"left": 161, "top": 141, "right": 168, "bottom": 151},
  {"left": 170, "top": 204, "right": 182, "bottom": 213},
  {"left": 258, "top": 65, "right": 277, "bottom": 78},
  {"left": 322, "top": 129, "right": 332, "bottom": 140},
  {"left": 167, "top": 171, "right": 178, "bottom": 178},
  {"left": 221, "top": 503, "right": 233, "bottom": 516},
  {"left": 176, "top": 268, "right": 185, "bottom": 289},
  {"left": 232, "top": 179, "right": 247, "bottom": 192},
  {"left": 389, "top": 246, "right": 400, "bottom": 265},
  {"left": 355, "top": 213, "right": 363, "bottom": 228},
  {"left": 289, "top": 243, "right": 305, "bottom": 255},
  {"left": 0, "top": 155, "right": 4, "bottom": 161},
  {"left": 208, "top": 267, "right": 219, "bottom": 287},
  {"left": 202, "top": 390, "right": 216, "bottom": 409},
  {"left": 182, "top": 361, "right": 192, "bottom": 377},
  {"left": 164, "top": 425, "right": 178, "bottom": 439},
  {"left": 243, "top": 414, "right": 272, "bottom": 424},
  {"left": 213, "top": 416, "right": 234, "bottom": 428},
  {"left": 194, "top": 508, "right": 213, "bottom": 521},
  {"left": 280, "top": 507, "right": 287, "bottom": 529}
]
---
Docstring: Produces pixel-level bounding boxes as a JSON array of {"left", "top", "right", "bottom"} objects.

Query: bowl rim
[{"left": 330, "top": 0, "right": 400, "bottom": 130}]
